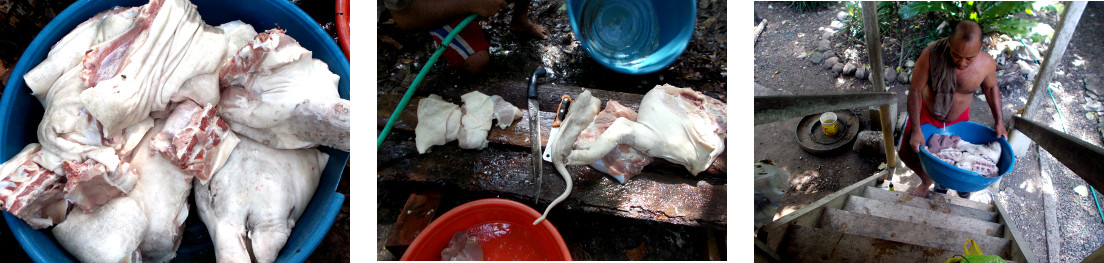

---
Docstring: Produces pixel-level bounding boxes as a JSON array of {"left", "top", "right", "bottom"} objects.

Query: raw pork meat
[
  {"left": 490, "top": 95, "right": 522, "bottom": 129},
  {"left": 127, "top": 121, "right": 197, "bottom": 262},
  {"left": 440, "top": 231, "right": 484, "bottom": 261},
  {"left": 568, "top": 84, "right": 727, "bottom": 175},
  {"left": 458, "top": 91, "right": 494, "bottom": 150},
  {"left": 534, "top": 90, "right": 601, "bottom": 225},
  {"left": 0, "top": 144, "right": 68, "bottom": 229},
  {"left": 79, "top": 0, "right": 229, "bottom": 137},
  {"left": 415, "top": 94, "right": 462, "bottom": 154},
  {"left": 53, "top": 196, "right": 147, "bottom": 263},
  {"left": 574, "top": 100, "right": 652, "bottom": 183},
  {"left": 927, "top": 134, "right": 1002, "bottom": 177},
  {"left": 194, "top": 137, "right": 327, "bottom": 263},
  {"left": 150, "top": 101, "right": 240, "bottom": 184},
  {"left": 218, "top": 29, "right": 349, "bottom": 151}
]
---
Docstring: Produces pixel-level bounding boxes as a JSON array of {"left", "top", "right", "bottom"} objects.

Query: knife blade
[{"left": 528, "top": 67, "right": 547, "bottom": 203}]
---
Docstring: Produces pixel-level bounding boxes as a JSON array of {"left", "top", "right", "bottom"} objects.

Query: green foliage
[
  {"left": 898, "top": 1, "right": 1062, "bottom": 41},
  {"left": 841, "top": 1, "right": 900, "bottom": 43},
  {"left": 788, "top": 1, "right": 835, "bottom": 13}
]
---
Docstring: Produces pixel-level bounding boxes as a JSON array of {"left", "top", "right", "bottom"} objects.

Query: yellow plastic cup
[{"left": 820, "top": 112, "right": 839, "bottom": 136}]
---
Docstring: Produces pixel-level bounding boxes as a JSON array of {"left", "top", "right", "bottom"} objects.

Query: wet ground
[
  {"left": 0, "top": 0, "right": 350, "bottom": 262},
  {"left": 754, "top": 2, "right": 1104, "bottom": 262},
  {"left": 376, "top": 0, "right": 727, "bottom": 260}
]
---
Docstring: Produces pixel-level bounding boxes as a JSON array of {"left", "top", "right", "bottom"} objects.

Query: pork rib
[
  {"left": 217, "top": 29, "right": 349, "bottom": 151},
  {"left": 150, "top": 101, "right": 240, "bottom": 184},
  {"left": 0, "top": 144, "right": 68, "bottom": 229}
]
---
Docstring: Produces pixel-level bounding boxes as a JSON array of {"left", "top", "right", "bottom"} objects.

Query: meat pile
[
  {"left": 0, "top": 0, "right": 349, "bottom": 262},
  {"left": 415, "top": 91, "right": 522, "bottom": 153},
  {"left": 926, "top": 134, "right": 1002, "bottom": 177},
  {"left": 535, "top": 84, "right": 727, "bottom": 224}
]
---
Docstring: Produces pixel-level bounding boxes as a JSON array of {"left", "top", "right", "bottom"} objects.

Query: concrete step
[
  {"left": 863, "top": 186, "right": 998, "bottom": 222},
  {"left": 843, "top": 195, "right": 1003, "bottom": 237},
  {"left": 929, "top": 190, "right": 995, "bottom": 212},
  {"left": 780, "top": 224, "right": 957, "bottom": 262},
  {"left": 818, "top": 208, "right": 1011, "bottom": 258}
]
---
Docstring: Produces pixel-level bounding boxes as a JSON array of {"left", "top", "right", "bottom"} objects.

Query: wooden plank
[
  {"left": 818, "top": 208, "right": 1011, "bottom": 258},
  {"left": 1021, "top": 1, "right": 1087, "bottom": 120},
  {"left": 843, "top": 196, "right": 1003, "bottom": 237},
  {"left": 757, "top": 170, "right": 886, "bottom": 251},
  {"left": 862, "top": 1, "right": 885, "bottom": 92},
  {"left": 1013, "top": 116, "right": 1104, "bottom": 187},
  {"left": 781, "top": 224, "right": 956, "bottom": 263},
  {"left": 376, "top": 140, "right": 727, "bottom": 228},
  {"left": 862, "top": 186, "right": 998, "bottom": 222},
  {"left": 754, "top": 93, "right": 896, "bottom": 125},
  {"left": 377, "top": 92, "right": 728, "bottom": 176},
  {"left": 384, "top": 189, "right": 442, "bottom": 256}
]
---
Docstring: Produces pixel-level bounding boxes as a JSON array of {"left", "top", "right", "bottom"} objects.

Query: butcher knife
[
  {"left": 542, "top": 95, "right": 572, "bottom": 162},
  {"left": 528, "top": 67, "right": 548, "bottom": 203}
]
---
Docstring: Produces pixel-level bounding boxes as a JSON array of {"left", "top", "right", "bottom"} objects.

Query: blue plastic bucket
[
  {"left": 0, "top": 0, "right": 350, "bottom": 262},
  {"left": 918, "top": 122, "right": 1015, "bottom": 192},
  {"left": 565, "top": 0, "right": 696, "bottom": 75}
]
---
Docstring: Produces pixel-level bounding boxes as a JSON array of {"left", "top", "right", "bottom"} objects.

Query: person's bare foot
[
  {"left": 911, "top": 180, "right": 933, "bottom": 198},
  {"left": 510, "top": 18, "right": 548, "bottom": 39}
]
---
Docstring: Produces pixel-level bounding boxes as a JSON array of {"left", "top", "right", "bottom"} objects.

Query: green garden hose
[
  {"left": 1046, "top": 86, "right": 1104, "bottom": 225},
  {"left": 378, "top": 13, "right": 480, "bottom": 150}
]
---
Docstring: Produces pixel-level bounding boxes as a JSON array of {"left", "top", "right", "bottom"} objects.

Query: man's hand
[
  {"left": 911, "top": 130, "right": 926, "bottom": 153},
  {"left": 994, "top": 122, "right": 1008, "bottom": 140}
]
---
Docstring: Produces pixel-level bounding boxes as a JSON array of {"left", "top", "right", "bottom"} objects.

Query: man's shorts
[
  {"left": 903, "top": 100, "right": 970, "bottom": 149},
  {"left": 429, "top": 19, "right": 489, "bottom": 67}
]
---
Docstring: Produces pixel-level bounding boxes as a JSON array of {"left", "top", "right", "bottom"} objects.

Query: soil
[
  {"left": 754, "top": 2, "right": 1104, "bottom": 262},
  {"left": 376, "top": 0, "right": 727, "bottom": 260}
]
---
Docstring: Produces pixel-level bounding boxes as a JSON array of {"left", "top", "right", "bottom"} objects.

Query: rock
[
  {"left": 824, "top": 57, "right": 839, "bottom": 69},
  {"left": 837, "top": 11, "right": 849, "bottom": 20},
  {"left": 810, "top": 52, "right": 825, "bottom": 64},
  {"left": 853, "top": 131, "right": 886, "bottom": 155},
  {"left": 883, "top": 68, "right": 897, "bottom": 83},
  {"left": 1084, "top": 99, "right": 1104, "bottom": 112},
  {"left": 1087, "top": 112, "right": 1096, "bottom": 121},
  {"left": 821, "top": 30, "right": 834, "bottom": 40},
  {"left": 1017, "top": 60, "right": 1038, "bottom": 76},
  {"left": 817, "top": 39, "right": 832, "bottom": 51},
  {"left": 831, "top": 63, "right": 844, "bottom": 74},
  {"left": 830, "top": 20, "right": 843, "bottom": 29},
  {"left": 905, "top": 60, "right": 915, "bottom": 68},
  {"left": 855, "top": 66, "right": 867, "bottom": 79},
  {"left": 1017, "top": 44, "right": 1043, "bottom": 62},
  {"left": 898, "top": 71, "right": 910, "bottom": 84},
  {"left": 843, "top": 63, "right": 857, "bottom": 75},
  {"left": 1087, "top": 90, "right": 1099, "bottom": 101},
  {"left": 1085, "top": 75, "right": 1104, "bottom": 98}
]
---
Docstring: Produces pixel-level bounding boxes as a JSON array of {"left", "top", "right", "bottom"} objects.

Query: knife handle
[
  {"left": 552, "top": 95, "right": 571, "bottom": 127},
  {"left": 528, "top": 67, "right": 547, "bottom": 99}
]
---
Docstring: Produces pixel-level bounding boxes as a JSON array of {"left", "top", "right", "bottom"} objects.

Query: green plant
[
  {"left": 788, "top": 1, "right": 835, "bottom": 13},
  {"left": 899, "top": 1, "right": 1062, "bottom": 42},
  {"left": 841, "top": 2, "right": 900, "bottom": 44}
]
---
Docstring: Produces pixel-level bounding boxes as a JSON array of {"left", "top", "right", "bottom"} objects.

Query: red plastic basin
[{"left": 401, "top": 198, "right": 572, "bottom": 261}]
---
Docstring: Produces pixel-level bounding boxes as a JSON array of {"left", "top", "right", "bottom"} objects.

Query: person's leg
[
  {"left": 461, "top": 50, "right": 490, "bottom": 73},
  {"left": 508, "top": 0, "right": 549, "bottom": 39},
  {"left": 899, "top": 124, "right": 934, "bottom": 197}
]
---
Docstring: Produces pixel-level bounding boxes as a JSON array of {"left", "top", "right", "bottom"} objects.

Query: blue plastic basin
[
  {"left": 0, "top": 0, "right": 350, "bottom": 262},
  {"left": 918, "top": 122, "right": 1015, "bottom": 192},
  {"left": 565, "top": 0, "right": 696, "bottom": 75}
]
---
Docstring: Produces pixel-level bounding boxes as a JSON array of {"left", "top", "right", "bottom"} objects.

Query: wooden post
[
  {"left": 862, "top": 2, "right": 885, "bottom": 92},
  {"left": 754, "top": 93, "right": 897, "bottom": 125},
  {"left": 879, "top": 104, "right": 897, "bottom": 168},
  {"left": 1020, "top": 1, "right": 1087, "bottom": 121}
]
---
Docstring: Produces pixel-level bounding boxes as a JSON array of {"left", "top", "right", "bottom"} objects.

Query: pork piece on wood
[
  {"left": 217, "top": 29, "right": 349, "bottom": 151},
  {"left": 127, "top": 120, "right": 196, "bottom": 262},
  {"left": 79, "top": 0, "right": 229, "bottom": 137},
  {"left": 568, "top": 84, "right": 727, "bottom": 175},
  {"left": 0, "top": 144, "right": 68, "bottom": 229},
  {"left": 53, "top": 196, "right": 147, "bottom": 263},
  {"left": 150, "top": 101, "right": 240, "bottom": 184},
  {"left": 458, "top": 91, "right": 494, "bottom": 150},
  {"left": 194, "top": 137, "right": 327, "bottom": 263},
  {"left": 415, "top": 94, "right": 462, "bottom": 154},
  {"left": 490, "top": 95, "right": 522, "bottom": 129},
  {"left": 535, "top": 89, "right": 601, "bottom": 225},
  {"left": 574, "top": 100, "right": 653, "bottom": 183}
]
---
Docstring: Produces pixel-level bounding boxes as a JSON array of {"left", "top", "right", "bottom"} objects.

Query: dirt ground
[
  {"left": 754, "top": 2, "right": 1104, "bottom": 262},
  {"left": 376, "top": 0, "right": 727, "bottom": 260}
]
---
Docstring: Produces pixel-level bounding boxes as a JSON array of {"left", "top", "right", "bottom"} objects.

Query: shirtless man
[{"left": 901, "top": 20, "right": 1008, "bottom": 198}]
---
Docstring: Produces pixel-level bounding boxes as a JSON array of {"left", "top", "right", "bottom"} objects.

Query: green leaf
[
  {"left": 900, "top": 1, "right": 959, "bottom": 19},
  {"left": 989, "top": 17, "right": 1037, "bottom": 37},
  {"left": 979, "top": 1, "right": 1031, "bottom": 22}
]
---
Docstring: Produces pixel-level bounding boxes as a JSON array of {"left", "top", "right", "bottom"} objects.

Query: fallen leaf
[{"left": 625, "top": 241, "right": 647, "bottom": 260}]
